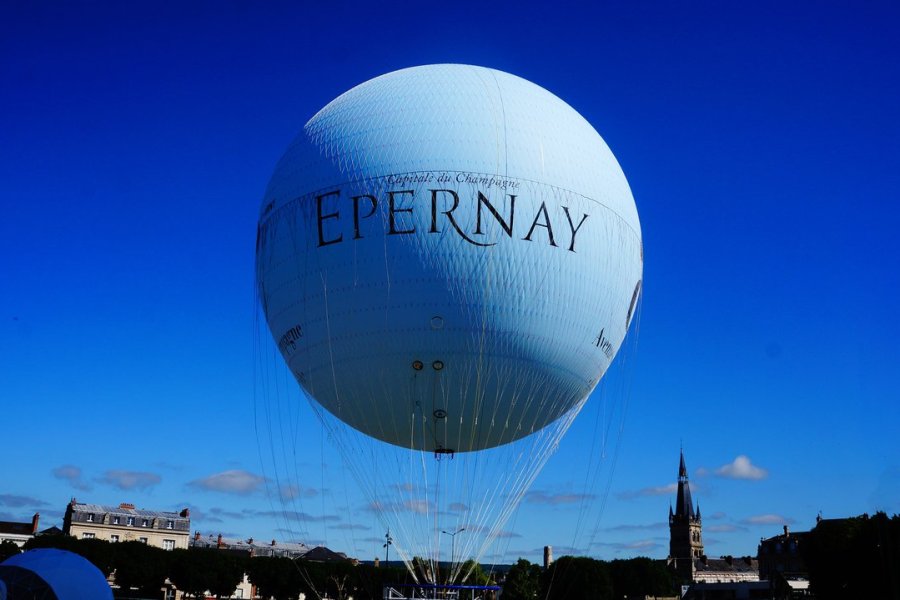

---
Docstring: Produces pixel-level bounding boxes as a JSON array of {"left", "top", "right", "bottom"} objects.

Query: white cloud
[
  {"left": 365, "top": 499, "right": 433, "bottom": 514},
  {"left": 52, "top": 464, "right": 92, "bottom": 491},
  {"left": 189, "top": 470, "right": 266, "bottom": 495},
  {"left": 99, "top": 469, "right": 161, "bottom": 491},
  {"left": 617, "top": 483, "right": 677, "bottom": 500},
  {"left": 602, "top": 522, "right": 668, "bottom": 532},
  {"left": 333, "top": 523, "right": 370, "bottom": 531},
  {"left": 742, "top": 514, "right": 794, "bottom": 525},
  {"left": 715, "top": 455, "right": 768, "bottom": 480},
  {"left": 493, "top": 529, "right": 522, "bottom": 539},
  {"left": 525, "top": 490, "right": 596, "bottom": 505},
  {"left": 278, "top": 484, "right": 317, "bottom": 501},
  {"left": 0, "top": 494, "right": 49, "bottom": 508}
]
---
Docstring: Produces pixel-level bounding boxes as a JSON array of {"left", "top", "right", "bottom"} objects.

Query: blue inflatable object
[{"left": 0, "top": 549, "right": 112, "bottom": 600}]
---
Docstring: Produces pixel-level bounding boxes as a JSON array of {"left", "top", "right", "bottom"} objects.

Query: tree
[
  {"left": 502, "top": 558, "right": 542, "bottom": 600},
  {"left": 804, "top": 512, "right": 900, "bottom": 600},
  {"left": 110, "top": 541, "right": 170, "bottom": 596},
  {"left": 458, "top": 558, "right": 492, "bottom": 586},
  {"left": 24, "top": 535, "right": 114, "bottom": 577},
  {"left": 168, "top": 548, "right": 237, "bottom": 598},
  {"left": 206, "top": 552, "right": 247, "bottom": 598},
  {"left": 246, "top": 556, "right": 305, "bottom": 600},
  {"left": 609, "top": 557, "right": 677, "bottom": 599},
  {"left": 0, "top": 540, "right": 21, "bottom": 562},
  {"left": 541, "top": 556, "right": 613, "bottom": 600}
]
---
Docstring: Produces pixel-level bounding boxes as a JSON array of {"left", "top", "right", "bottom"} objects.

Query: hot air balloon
[{"left": 255, "top": 64, "right": 641, "bottom": 583}]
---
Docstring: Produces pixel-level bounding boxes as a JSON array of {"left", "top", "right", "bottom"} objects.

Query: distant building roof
[
  {"left": 189, "top": 533, "right": 352, "bottom": 563},
  {"left": 692, "top": 556, "right": 760, "bottom": 583},
  {"left": 190, "top": 533, "right": 310, "bottom": 558},
  {"left": 67, "top": 501, "right": 188, "bottom": 521},
  {"left": 302, "top": 546, "right": 350, "bottom": 563},
  {"left": 0, "top": 522, "right": 34, "bottom": 537},
  {"left": 0, "top": 514, "right": 39, "bottom": 538}
]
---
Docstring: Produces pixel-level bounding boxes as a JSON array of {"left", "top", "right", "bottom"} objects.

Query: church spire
[
  {"left": 669, "top": 447, "right": 704, "bottom": 572},
  {"left": 674, "top": 448, "right": 695, "bottom": 519}
]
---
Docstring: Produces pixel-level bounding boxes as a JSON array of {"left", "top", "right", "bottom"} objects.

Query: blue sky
[{"left": 2, "top": 1, "right": 899, "bottom": 566}]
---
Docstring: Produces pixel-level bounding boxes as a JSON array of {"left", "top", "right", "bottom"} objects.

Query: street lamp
[
  {"left": 383, "top": 529, "right": 393, "bottom": 564},
  {"left": 441, "top": 527, "right": 465, "bottom": 565}
]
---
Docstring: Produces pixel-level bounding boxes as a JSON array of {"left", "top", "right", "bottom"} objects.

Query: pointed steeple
[
  {"left": 675, "top": 449, "right": 695, "bottom": 519},
  {"left": 669, "top": 447, "right": 705, "bottom": 575}
]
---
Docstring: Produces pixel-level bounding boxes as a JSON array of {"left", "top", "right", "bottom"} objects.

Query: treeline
[
  {"left": 803, "top": 511, "right": 900, "bottom": 600},
  {"left": 17, "top": 535, "right": 417, "bottom": 599},
  {"left": 502, "top": 556, "right": 678, "bottom": 600}
]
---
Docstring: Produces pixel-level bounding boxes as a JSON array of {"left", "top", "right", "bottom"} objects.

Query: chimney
[
  {"left": 119, "top": 502, "right": 135, "bottom": 510},
  {"left": 783, "top": 525, "right": 789, "bottom": 537},
  {"left": 374, "top": 557, "right": 380, "bottom": 568},
  {"left": 32, "top": 513, "right": 40, "bottom": 534},
  {"left": 217, "top": 534, "right": 224, "bottom": 548},
  {"left": 271, "top": 539, "right": 276, "bottom": 546},
  {"left": 543, "top": 545, "right": 553, "bottom": 569},
  {"left": 180, "top": 508, "right": 190, "bottom": 518},
  {"left": 194, "top": 531, "right": 201, "bottom": 542}
]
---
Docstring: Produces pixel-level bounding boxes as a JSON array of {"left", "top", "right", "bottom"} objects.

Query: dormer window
[
  {"left": 166, "top": 520, "right": 175, "bottom": 529},
  {"left": 141, "top": 519, "right": 149, "bottom": 527},
  {"left": 86, "top": 513, "right": 95, "bottom": 522},
  {"left": 127, "top": 517, "right": 135, "bottom": 526},
  {"left": 113, "top": 516, "right": 120, "bottom": 525}
]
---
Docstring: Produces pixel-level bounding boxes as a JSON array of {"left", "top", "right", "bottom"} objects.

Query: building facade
[
  {"left": 757, "top": 525, "right": 809, "bottom": 582},
  {"left": 63, "top": 499, "right": 190, "bottom": 550}
]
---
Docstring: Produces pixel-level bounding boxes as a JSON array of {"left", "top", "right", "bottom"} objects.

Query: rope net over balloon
[{"left": 253, "top": 64, "right": 642, "bottom": 585}]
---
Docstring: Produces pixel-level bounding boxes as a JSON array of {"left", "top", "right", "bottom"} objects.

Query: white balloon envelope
[{"left": 256, "top": 64, "right": 643, "bottom": 454}]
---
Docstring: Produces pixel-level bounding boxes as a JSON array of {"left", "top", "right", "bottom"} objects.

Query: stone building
[{"left": 63, "top": 499, "right": 190, "bottom": 550}]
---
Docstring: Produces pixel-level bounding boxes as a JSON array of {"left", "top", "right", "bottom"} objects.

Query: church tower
[{"left": 669, "top": 449, "right": 704, "bottom": 579}]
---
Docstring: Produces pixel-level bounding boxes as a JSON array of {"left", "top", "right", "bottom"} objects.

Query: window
[
  {"left": 86, "top": 513, "right": 94, "bottom": 522},
  {"left": 82, "top": 532, "right": 95, "bottom": 539},
  {"left": 113, "top": 516, "right": 120, "bottom": 525},
  {"left": 139, "top": 537, "right": 148, "bottom": 544},
  {"left": 166, "top": 520, "right": 175, "bottom": 529},
  {"left": 141, "top": 519, "right": 149, "bottom": 527},
  {"left": 127, "top": 517, "right": 135, "bottom": 526},
  {"left": 110, "top": 535, "right": 120, "bottom": 543},
  {"left": 163, "top": 539, "right": 175, "bottom": 551}
]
